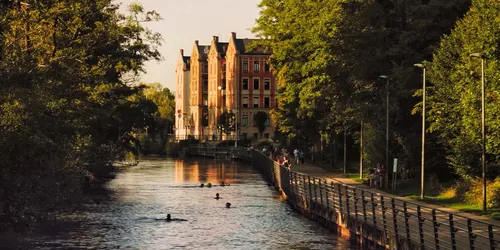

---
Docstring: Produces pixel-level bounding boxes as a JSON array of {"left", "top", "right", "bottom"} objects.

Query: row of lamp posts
[{"left": 379, "top": 53, "right": 486, "bottom": 212}]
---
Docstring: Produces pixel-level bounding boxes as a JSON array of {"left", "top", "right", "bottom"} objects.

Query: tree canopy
[{"left": 0, "top": 0, "right": 164, "bottom": 230}]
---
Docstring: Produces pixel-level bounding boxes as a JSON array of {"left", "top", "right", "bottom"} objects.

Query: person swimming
[
  {"left": 220, "top": 181, "right": 225, "bottom": 187},
  {"left": 226, "top": 202, "right": 231, "bottom": 208},
  {"left": 199, "top": 183, "right": 204, "bottom": 188},
  {"left": 164, "top": 214, "right": 187, "bottom": 222},
  {"left": 206, "top": 183, "right": 212, "bottom": 188},
  {"left": 215, "top": 193, "right": 221, "bottom": 199}
]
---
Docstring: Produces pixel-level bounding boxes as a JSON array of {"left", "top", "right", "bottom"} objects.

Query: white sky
[{"left": 117, "top": 0, "right": 261, "bottom": 92}]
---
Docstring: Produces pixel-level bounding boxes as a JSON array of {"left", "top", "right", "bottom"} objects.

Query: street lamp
[
  {"left": 414, "top": 63, "right": 426, "bottom": 199},
  {"left": 379, "top": 75, "right": 389, "bottom": 189},
  {"left": 470, "top": 52, "right": 486, "bottom": 212}
]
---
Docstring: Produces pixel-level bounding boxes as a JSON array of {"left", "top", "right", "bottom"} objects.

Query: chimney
[
  {"left": 213, "top": 36, "right": 219, "bottom": 43},
  {"left": 195, "top": 40, "right": 199, "bottom": 46},
  {"left": 231, "top": 32, "right": 236, "bottom": 39},
  {"left": 180, "top": 49, "right": 184, "bottom": 56}
]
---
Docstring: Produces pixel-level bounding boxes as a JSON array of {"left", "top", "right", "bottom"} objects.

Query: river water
[{"left": 4, "top": 158, "right": 357, "bottom": 249}]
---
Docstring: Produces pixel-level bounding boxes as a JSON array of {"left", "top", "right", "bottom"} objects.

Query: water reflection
[{"left": 4, "top": 158, "right": 357, "bottom": 250}]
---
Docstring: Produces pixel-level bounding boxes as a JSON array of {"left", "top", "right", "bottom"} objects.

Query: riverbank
[{"left": 291, "top": 161, "right": 500, "bottom": 224}]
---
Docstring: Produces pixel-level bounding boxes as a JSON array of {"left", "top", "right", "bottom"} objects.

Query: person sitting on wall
[
  {"left": 200, "top": 183, "right": 204, "bottom": 188},
  {"left": 215, "top": 193, "right": 221, "bottom": 200},
  {"left": 226, "top": 202, "right": 231, "bottom": 208},
  {"left": 206, "top": 183, "right": 212, "bottom": 188}
]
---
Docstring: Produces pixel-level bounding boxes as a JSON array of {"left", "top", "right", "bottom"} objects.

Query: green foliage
[
  {"left": 426, "top": 0, "right": 500, "bottom": 178},
  {"left": 253, "top": 111, "right": 268, "bottom": 135},
  {"left": 254, "top": 0, "right": 470, "bottom": 179},
  {"left": 0, "top": 1, "right": 162, "bottom": 231},
  {"left": 137, "top": 83, "right": 175, "bottom": 155}
]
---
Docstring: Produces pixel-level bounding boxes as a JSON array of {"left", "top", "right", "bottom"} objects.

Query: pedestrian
[
  {"left": 282, "top": 156, "right": 291, "bottom": 169},
  {"left": 299, "top": 150, "right": 305, "bottom": 164},
  {"left": 293, "top": 148, "right": 299, "bottom": 164}
]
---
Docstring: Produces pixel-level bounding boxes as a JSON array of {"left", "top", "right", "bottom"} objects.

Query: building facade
[
  {"left": 175, "top": 33, "right": 277, "bottom": 141},
  {"left": 174, "top": 49, "right": 191, "bottom": 139},
  {"left": 189, "top": 40, "right": 210, "bottom": 138}
]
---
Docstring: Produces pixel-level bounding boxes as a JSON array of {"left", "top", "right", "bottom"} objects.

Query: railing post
[
  {"left": 449, "top": 214, "right": 457, "bottom": 250},
  {"left": 353, "top": 188, "right": 358, "bottom": 221},
  {"left": 417, "top": 205, "right": 425, "bottom": 249},
  {"left": 338, "top": 184, "right": 344, "bottom": 223},
  {"left": 488, "top": 225, "right": 495, "bottom": 250},
  {"left": 391, "top": 198, "right": 400, "bottom": 249},
  {"left": 381, "top": 196, "right": 388, "bottom": 244},
  {"left": 467, "top": 219, "right": 475, "bottom": 250},
  {"left": 313, "top": 178, "right": 318, "bottom": 206},
  {"left": 308, "top": 176, "right": 313, "bottom": 210},
  {"left": 345, "top": 185, "right": 351, "bottom": 221},
  {"left": 371, "top": 193, "right": 377, "bottom": 227},
  {"left": 319, "top": 179, "right": 324, "bottom": 206},
  {"left": 361, "top": 190, "right": 367, "bottom": 223},
  {"left": 330, "top": 181, "right": 335, "bottom": 211},
  {"left": 325, "top": 180, "right": 329, "bottom": 211},
  {"left": 403, "top": 202, "right": 410, "bottom": 244},
  {"left": 432, "top": 209, "right": 440, "bottom": 250}
]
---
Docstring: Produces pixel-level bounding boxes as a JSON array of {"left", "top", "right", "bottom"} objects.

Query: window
[
  {"left": 242, "top": 115, "right": 248, "bottom": 126},
  {"left": 203, "top": 64, "right": 207, "bottom": 73},
  {"left": 253, "top": 60, "right": 260, "bottom": 72},
  {"left": 242, "top": 97, "right": 248, "bottom": 108},
  {"left": 265, "top": 62, "right": 270, "bottom": 72},
  {"left": 243, "top": 60, "right": 248, "bottom": 72},
  {"left": 264, "top": 133, "right": 269, "bottom": 139},
  {"left": 264, "top": 79, "right": 270, "bottom": 90},
  {"left": 265, "top": 116, "right": 270, "bottom": 126},
  {"left": 203, "top": 80, "right": 208, "bottom": 90},
  {"left": 253, "top": 133, "right": 259, "bottom": 140},
  {"left": 253, "top": 97, "right": 259, "bottom": 108},
  {"left": 242, "top": 78, "right": 248, "bottom": 90},
  {"left": 253, "top": 78, "right": 259, "bottom": 90},
  {"left": 264, "top": 97, "right": 270, "bottom": 108}
]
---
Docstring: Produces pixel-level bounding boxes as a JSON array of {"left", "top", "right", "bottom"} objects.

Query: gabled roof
[
  {"left": 182, "top": 56, "right": 191, "bottom": 69},
  {"left": 217, "top": 42, "right": 229, "bottom": 57},
  {"left": 198, "top": 45, "right": 210, "bottom": 57},
  {"left": 235, "top": 39, "right": 270, "bottom": 55}
]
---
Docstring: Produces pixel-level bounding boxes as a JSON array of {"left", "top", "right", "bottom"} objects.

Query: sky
[{"left": 117, "top": 0, "right": 262, "bottom": 92}]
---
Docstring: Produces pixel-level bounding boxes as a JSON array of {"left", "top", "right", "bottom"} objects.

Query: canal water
[{"left": 5, "top": 158, "right": 357, "bottom": 249}]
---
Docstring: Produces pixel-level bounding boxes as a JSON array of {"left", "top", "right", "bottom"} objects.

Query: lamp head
[
  {"left": 217, "top": 85, "right": 222, "bottom": 91},
  {"left": 470, "top": 52, "right": 484, "bottom": 58},
  {"left": 413, "top": 63, "right": 424, "bottom": 68},
  {"left": 379, "top": 75, "right": 389, "bottom": 79}
]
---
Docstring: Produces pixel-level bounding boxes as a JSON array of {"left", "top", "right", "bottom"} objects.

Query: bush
[{"left": 442, "top": 178, "right": 500, "bottom": 209}]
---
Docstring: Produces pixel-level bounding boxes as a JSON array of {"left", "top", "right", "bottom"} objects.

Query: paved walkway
[{"left": 290, "top": 161, "right": 500, "bottom": 227}]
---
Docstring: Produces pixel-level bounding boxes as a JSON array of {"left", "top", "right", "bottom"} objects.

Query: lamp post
[
  {"left": 470, "top": 52, "right": 486, "bottom": 212},
  {"left": 414, "top": 63, "right": 426, "bottom": 199},
  {"left": 379, "top": 75, "right": 389, "bottom": 189}
]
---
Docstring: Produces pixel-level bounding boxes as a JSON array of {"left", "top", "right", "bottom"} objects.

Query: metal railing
[
  {"left": 251, "top": 150, "right": 500, "bottom": 250},
  {"left": 189, "top": 145, "right": 252, "bottom": 161}
]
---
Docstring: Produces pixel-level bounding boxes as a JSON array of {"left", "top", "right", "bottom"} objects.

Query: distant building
[
  {"left": 175, "top": 32, "right": 277, "bottom": 141},
  {"left": 174, "top": 49, "right": 191, "bottom": 139}
]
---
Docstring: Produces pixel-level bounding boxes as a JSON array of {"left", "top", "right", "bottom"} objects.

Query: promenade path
[{"left": 289, "top": 161, "right": 500, "bottom": 250}]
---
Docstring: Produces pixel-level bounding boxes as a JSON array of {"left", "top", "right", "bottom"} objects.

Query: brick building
[
  {"left": 174, "top": 49, "right": 191, "bottom": 139},
  {"left": 175, "top": 32, "right": 277, "bottom": 141}
]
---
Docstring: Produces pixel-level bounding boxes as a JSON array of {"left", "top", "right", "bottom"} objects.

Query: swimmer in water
[
  {"left": 226, "top": 202, "right": 231, "bottom": 208},
  {"left": 215, "top": 193, "right": 221, "bottom": 199},
  {"left": 220, "top": 181, "right": 225, "bottom": 187},
  {"left": 206, "top": 183, "right": 212, "bottom": 188},
  {"left": 164, "top": 214, "right": 187, "bottom": 222},
  {"left": 200, "top": 183, "right": 204, "bottom": 188}
]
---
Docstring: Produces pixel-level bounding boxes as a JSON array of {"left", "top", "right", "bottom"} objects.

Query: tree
[
  {"left": 0, "top": 0, "right": 163, "bottom": 230},
  {"left": 425, "top": 0, "right": 500, "bottom": 178},
  {"left": 254, "top": 111, "right": 269, "bottom": 136}
]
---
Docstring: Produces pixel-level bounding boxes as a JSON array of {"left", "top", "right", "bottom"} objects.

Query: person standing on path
[
  {"left": 299, "top": 150, "right": 305, "bottom": 164},
  {"left": 293, "top": 148, "right": 299, "bottom": 164}
]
